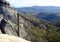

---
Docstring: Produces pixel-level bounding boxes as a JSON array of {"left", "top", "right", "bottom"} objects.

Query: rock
[
  {"left": 0, "top": 0, "right": 30, "bottom": 41},
  {"left": 0, "top": 14, "right": 3, "bottom": 22},
  {"left": 0, "top": 34, "right": 30, "bottom": 42},
  {"left": 40, "top": 24, "right": 47, "bottom": 29}
]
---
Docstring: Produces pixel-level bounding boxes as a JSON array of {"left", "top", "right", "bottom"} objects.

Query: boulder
[{"left": 0, "top": 34, "right": 30, "bottom": 42}]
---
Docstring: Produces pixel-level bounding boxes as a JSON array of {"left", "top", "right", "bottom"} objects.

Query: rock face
[
  {"left": 0, "top": 0, "right": 30, "bottom": 41},
  {"left": 0, "top": 0, "right": 17, "bottom": 35}
]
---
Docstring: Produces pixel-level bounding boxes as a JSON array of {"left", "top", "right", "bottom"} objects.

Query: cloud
[{"left": 6, "top": 0, "right": 60, "bottom": 7}]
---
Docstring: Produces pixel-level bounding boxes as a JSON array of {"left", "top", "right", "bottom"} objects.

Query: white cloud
[{"left": 6, "top": 0, "right": 60, "bottom": 7}]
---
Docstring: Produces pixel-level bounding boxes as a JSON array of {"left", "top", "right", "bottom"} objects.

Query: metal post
[{"left": 17, "top": 13, "right": 19, "bottom": 37}]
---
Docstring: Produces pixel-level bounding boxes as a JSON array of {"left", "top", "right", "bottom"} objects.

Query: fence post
[{"left": 17, "top": 13, "right": 19, "bottom": 37}]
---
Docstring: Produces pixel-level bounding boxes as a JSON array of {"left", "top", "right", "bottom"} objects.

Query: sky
[{"left": 6, "top": 0, "right": 60, "bottom": 7}]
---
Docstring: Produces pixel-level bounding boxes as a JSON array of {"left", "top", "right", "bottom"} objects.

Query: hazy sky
[{"left": 6, "top": 0, "right": 60, "bottom": 7}]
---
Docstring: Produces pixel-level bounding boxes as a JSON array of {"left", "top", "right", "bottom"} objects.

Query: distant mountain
[
  {"left": 16, "top": 6, "right": 60, "bottom": 14},
  {"left": 16, "top": 6, "right": 60, "bottom": 22},
  {"left": 36, "top": 13, "right": 60, "bottom": 22}
]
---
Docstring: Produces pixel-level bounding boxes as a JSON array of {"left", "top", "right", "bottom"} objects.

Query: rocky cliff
[{"left": 0, "top": 0, "right": 30, "bottom": 41}]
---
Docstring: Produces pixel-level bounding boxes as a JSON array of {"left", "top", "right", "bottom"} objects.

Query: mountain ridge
[
  {"left": 16, "top": 6, "right": 60, "bottom": 13},
  {"left": 16, "top": 6, "right": 60, "bottom": 22}
]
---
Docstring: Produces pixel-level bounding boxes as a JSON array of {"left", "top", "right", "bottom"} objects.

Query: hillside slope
[
  {"left": 20, "top": 14, "right": 60, "bottom": 42},
  {"left": 0, "top": 0, "right": 60, "bottom": 42}
]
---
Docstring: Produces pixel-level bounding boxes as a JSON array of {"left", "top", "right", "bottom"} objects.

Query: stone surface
[
  {"left": 0, "top": 0, "right": 30, "bottom": 41},
  {"left": 0, "top": 34, "right": 30, "bottom": 42}
]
